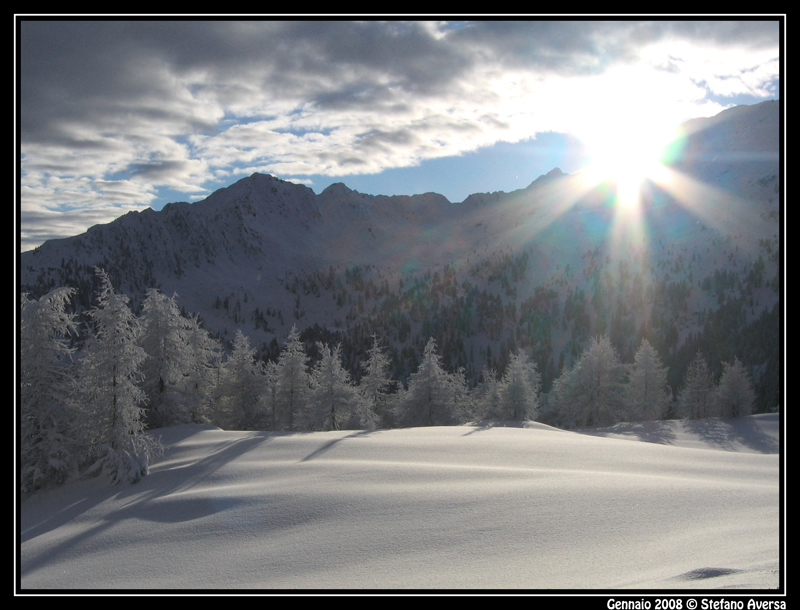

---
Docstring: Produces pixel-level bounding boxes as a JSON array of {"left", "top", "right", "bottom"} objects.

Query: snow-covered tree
[
  {"left": 20, "top": 288, "right": 79, "bottom": 492},
  {"left": 359, "top": 334, "right": 394, "bottom": 428},
  {"left": 440, "top": 363, "right": 471, "bottom": 426},
  {"left": 139, "top": 289, "right": 195, "bottom": 428},
  {"left": 545, "top": 362, "right": 577, "bottom": 426},
  {"left": 71, "top": 269, "right": 159, "bottom": 484},
  {"left": 716, "top": 358, "right": 756, "bottom": 418},
  {"left": 262, "top": 359, "right": 280, "bottom": 429},
  {"left": 213, "top": 330, "right": 266, "bottom": 430},
  {"left": 270, "top": 325, "right": 311, "bottom": 431},
  {"left": 473, "top": 365, "right": 503, "bottom": 421},
  {"left": 182, "top": 313, "right": 222, "bottom": 423},
  {"left": 678, "top": 351, "right": 717, "bottom": 419},
  {"left": 396, "top": 337, "right": 468, "bottom": 427},
  {"left": 497, "top": 349, "right": 541, "bottom": 421},
  {"left": 623, "top": 338, "right": 671, "bottom": 421},
  {"left": 548, "top": 335, "right": 625, "bottom": 428},
  {"left": 304, "top": 343, "right": 371, "bottom": 430}
]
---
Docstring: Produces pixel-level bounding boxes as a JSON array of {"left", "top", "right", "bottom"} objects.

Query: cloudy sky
[{"left": 17, "top": 18, "right": 781, "bottom": 252}]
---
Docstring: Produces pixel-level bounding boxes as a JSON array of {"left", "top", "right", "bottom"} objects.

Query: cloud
[{"left": 18, "top": 19, "right": 781, "bottom": 250}]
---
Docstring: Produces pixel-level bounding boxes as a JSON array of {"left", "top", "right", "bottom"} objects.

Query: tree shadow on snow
[
  {"left": 299, "top": 428, "right": 383, "bottom": 462},
  {"left": 460, "top": 419, "right": 557, "bottom": 436},
  {"left": 682, "top": 417, "right": 779, "bottom": 454},
  {"left": 20, "top": 429, "right": 275, "bottom": 579},
  {"left": 20, "top": 432, "right": 271, "bottom": 544},
  {"left": 577, "top": 416, "right": 778, "bottom": 453},
  {"left": 579, "top": 420, "right": 679, "bottom": 447}
]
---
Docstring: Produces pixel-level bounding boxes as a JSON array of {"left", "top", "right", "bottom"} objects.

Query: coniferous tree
[
  {"left": 262, "top": 359, "right": 280, "bottom": 429},
  {"left": 305, "top": 343, "right": 370, "bottom": 430},
  {"left": 623, "top": 338, "right": 671, "bottom": 421},
  {"left": 182, "top": 313, "right": 223, "bottom": 423},
  {"left": 544, "top": 363, "right": 578, "bottom": 427},
  {"left": 139, "top": 288, "right": 194, "bottom": 428},
  {"left": 271, "top": 325, "right": 311, "bottom": 431},
  {"left": 678, "top": 351, "right": 717, "bottom": 419},
  {"left": 548, "top": 335, "right": 625, "bottom": 428},
  {"left": 473, "top": 365, "right": 503, "bottom": 421},
  {"left": 72, "top": 269, "right": 159, "bottom": 484},
  {"left": 214, "top": 330, "right": 266, "bottom": 430},
  {"left": 396, "top": 337, "right": 467, "bottom": 427},
  {"left": 447, "top": 365, "right": 472, "bottom": 425},
  {"left": 497, "top": 349, "right": 541, "bottom": 421},
  {"left": 359, "top": 334, "right": 394, "bottom": 428},
  {"left": 716, "top": 358, "right": 756, "bottom": 418},
  {"left": 20, "top": 288, "right": 79, "bottom": 492}
]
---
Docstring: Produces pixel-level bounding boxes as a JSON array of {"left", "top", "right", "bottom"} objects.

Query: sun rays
[
  {"left": 579, "top": 109, "right": 679, "bottom": 214},
  {"left": 495, "top": 99, "right": 773, "bottom": 283}
]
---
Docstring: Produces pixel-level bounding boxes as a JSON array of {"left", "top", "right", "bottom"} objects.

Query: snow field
[{"left": 20, "top": 415, "right": 780, "bottom": 591}]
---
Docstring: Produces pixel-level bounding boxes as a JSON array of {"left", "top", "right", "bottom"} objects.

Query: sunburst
[{"left": 580, "top": 118, "right": 676, "bottom": 216}]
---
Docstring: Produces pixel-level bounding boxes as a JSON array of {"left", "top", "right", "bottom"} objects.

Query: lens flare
[{"left": 581, "top": 122, "right": 678, "bottom": 216}]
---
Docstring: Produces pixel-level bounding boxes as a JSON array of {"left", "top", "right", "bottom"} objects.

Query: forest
[{"left": 20, "top": 268, "right": 762, "bottom": 493}]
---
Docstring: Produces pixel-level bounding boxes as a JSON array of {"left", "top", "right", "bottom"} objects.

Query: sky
[{"left": 17, "top": 18, "right": 782, "bottom": 253}]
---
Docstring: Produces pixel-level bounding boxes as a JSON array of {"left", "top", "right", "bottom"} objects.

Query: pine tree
[
  {"left": 305, "top": 343, "right": 371, "bottom": 430},
  {"left": 716, "top": 358, "right": 756, "bottom": 418},
  {"left": 396, "top": 337, "right": 468, "bottom": 427},
  {"left": 182, "top": 313, "right": 223, "bottom": 423},
  {"left": 271, "top": 325, "right": 311, "bottom": 431},
  {"left": 544, "top": 362, "right": 577, "bottom": 426},
  {"left": 548, "top": 335, "right": 625, "bottom": 428},
  {"left": 359, "top": 334, "right": 393, "bottom": 428},
  {"left": 447, "top": 366, "right": 472, "bottom": 425},
  {"left": 72, "top": 269, "right": 159, "bottom": 484},
  {"left": 262, "top": 359, "right": 280, "bottom": 429},
  {"left": 20, "top": 288, "right": 79, "bottom": 492},
  {"left": 623, "top": 338, "right": 671, "bottom": 421},
  {"left": 139, "top": 289, "right": 194, "bottom": 428},
  {"left": 497, "top": 349, "right": 541, "bottom": 421},
  {"left": 678, "top": 351, "right": 717, "bottom": 419},
  {"left": 473, "top": 365, "right": 503, "bottom": 421},
  {"left": 214, "top": 330, "right": 266, "bottom": 430}
]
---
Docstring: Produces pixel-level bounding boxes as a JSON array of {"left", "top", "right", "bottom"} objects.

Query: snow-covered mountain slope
[
  {"left": 19, "top": 101, "right": 781, "bottom": 407},
  {"left": 19, "top": 414, "right": 780, "bottom": 590}
]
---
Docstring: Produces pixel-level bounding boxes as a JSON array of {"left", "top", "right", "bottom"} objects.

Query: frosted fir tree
[
  {"left": 396, "top": 337, "right": 468, "bottom": 427},
  {"left": 20, "top": 288, "right": 79, "bottom": 492},
  {"left": 139, "top": 288, "right": 195, "bottom": 428},
  {"left": 473, "top": 365, "right": 503, "bottom": 421},
  {"left": 623, "top": 338, "right": 671, "bottom": 422},
  {"left": 497, "top": 349, "right": 541, "bottom": 421},
  {"left": 305, "top": 343, "right": 369, "bottom": 430},
  {"left": 214, "top": 330, "right": 266, "bottom": 430},
  {"left": 473, "top": 366, "right": 503, "bottom": 418},
  {"left": 549, "top": 335, "right": 625, "bottom": 428},
  {"left": 262, "top": 359, "right": 280, "bottom": 429},
  {"left": 716, "top": 358, "right": 756, "bottom": 418},
  {"left": 448, "top": 365, "right": 472, "bottom": 424},
  {"left": 544, "top": 362, "right": 578, "bottom": 427},
  {"left": 678, "top": 351, "right": 718, "bottom": 419},
  {"left": 72, "top": 269, "right": 159, "bottom": 484},
  {"left": 271, "top": 325, "right": 311, "bottom": 431},
  {"left": 358, "top": 334, "right": 394, "bottom": 427},
  {"left": 182, "top": 312, "right": 222, "bottom": 424}
]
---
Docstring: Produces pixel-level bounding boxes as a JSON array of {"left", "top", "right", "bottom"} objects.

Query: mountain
[{"left": 19, "top": 101, "right": 781, "bottom": 411}]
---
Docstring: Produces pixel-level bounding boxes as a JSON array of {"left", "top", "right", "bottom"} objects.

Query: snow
[{"left": 19, "top": 414, "right": 781, "bottom": 592}]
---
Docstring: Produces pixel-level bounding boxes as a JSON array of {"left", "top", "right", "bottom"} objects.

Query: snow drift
[{"left": 19, "top": 414, "right": 781, "bottom": 591}]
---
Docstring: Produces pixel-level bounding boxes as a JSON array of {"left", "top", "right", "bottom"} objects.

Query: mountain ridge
[{"left": 19, "top": 100, "right": 781, "bottom": 410}]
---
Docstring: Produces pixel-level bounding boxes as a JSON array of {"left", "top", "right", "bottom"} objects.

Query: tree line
[{"left": 20, "top": 269, "right": 758, "bottom": 493}]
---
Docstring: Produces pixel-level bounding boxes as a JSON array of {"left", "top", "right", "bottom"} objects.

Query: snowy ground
[{"left": 19, "top": 414, "right": 781, "bottom": 592}]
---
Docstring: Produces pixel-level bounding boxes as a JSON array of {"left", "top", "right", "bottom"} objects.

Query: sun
[{"left": 580, "top": 119, "right": 676, "bottom": 214}]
